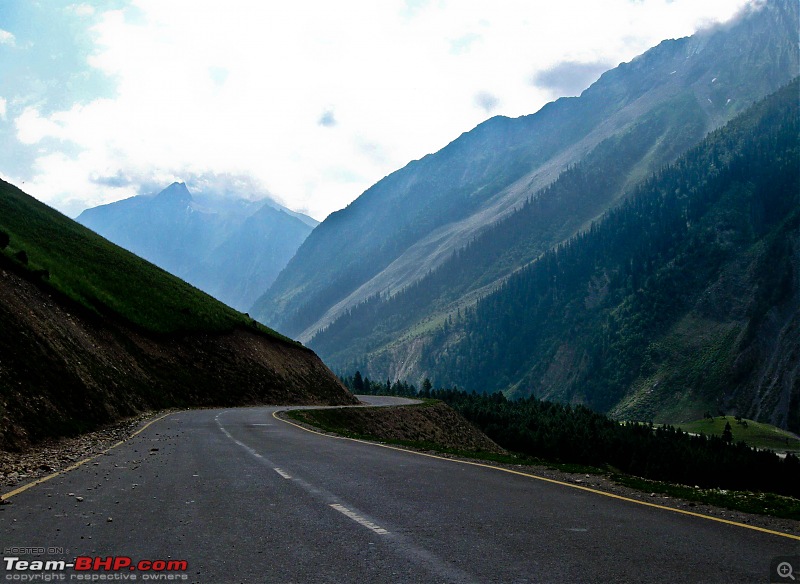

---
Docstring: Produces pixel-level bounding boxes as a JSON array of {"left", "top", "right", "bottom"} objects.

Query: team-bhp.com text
[{"left": 4, "top": 556, "right": 188, "bottom": 581}]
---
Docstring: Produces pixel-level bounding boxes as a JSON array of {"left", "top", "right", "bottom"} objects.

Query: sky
[{"left": 0, "top": 0, "right": 752, "bottom": 220}]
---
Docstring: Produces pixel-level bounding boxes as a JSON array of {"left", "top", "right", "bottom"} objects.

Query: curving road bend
[{"left": 0, "top": 396, "right": 797, "bottom": 583}]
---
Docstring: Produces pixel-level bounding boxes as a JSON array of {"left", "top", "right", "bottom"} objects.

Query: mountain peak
[
  {"left": 75, "top": 179, "right": 316, "bottom": 312},
  {"left": 155, "top": 182, "right": 192, "bottom": 204}
]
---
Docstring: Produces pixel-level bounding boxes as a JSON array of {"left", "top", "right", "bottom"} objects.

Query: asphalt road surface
[{"left": 1, "top": 397, "right": 797, "bottom": 583}]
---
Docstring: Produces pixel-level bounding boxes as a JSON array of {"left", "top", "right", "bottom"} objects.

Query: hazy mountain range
[
  {"left": 252, "top": 0, "right": 798, "bottom": 344},
  {"left": 315, "top": 79, "right": 799, "bottom": 429},
  {"left": 77, "top": 182, "right": 317, "bottom": 312}
]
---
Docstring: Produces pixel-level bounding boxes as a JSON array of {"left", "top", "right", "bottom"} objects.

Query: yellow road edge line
[
  {"left": 1, "top": 412, "right": 173, "bottom": 501},
  {"left": 274, "top": 409, "right": 800, "bottom": 542}
]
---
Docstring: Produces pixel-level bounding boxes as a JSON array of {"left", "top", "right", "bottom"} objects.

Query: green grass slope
[
  {"left": 0, "top": 179, "right": 290, "bottom": 338},
  {"left": 675, "top": 418, "right": 800, "bottom": 453}
]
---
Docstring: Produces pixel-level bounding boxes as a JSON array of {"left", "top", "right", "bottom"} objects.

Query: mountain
[
  {"left": 0, "top": 179, "right": 355, "bottom": 449},
  {"left": 77, "top": 182, "right": 317, "bottom": 312},
  {"left": 429, "top": 79, "right": 800, "bottom": 429},
  {"left": 253, "top": 0, "right": 798, "bottom": 344},
  {"left": 321, "top": 80, "right": 799, "bottom": 430}
]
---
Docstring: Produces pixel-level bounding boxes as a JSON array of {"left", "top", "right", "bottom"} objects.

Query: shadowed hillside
[{"left": 413, "top": 80, "right": 799, "bottom": 429}]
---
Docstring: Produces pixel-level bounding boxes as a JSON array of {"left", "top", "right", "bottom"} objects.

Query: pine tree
[
  {"left": 722, "top": 421, "right": 733, "bottom": 444},
  {"left": 422, "top": 378, "right": 433, "bottom": 396},
  {"left": 353, "top": 371, "right": 364, "bottom": 394}
]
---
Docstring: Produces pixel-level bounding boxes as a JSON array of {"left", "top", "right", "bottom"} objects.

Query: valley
[{"left": 0, "top": 2, "right": 797, "bottom": 581}]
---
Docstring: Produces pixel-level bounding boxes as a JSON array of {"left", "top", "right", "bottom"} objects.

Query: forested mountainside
[
  {"left": 254, "top": 0, "right": 798, "bottom": 345},
  {"left": 78, "top": 182, "right": 316, "bottom": 312},
  {"left": 0, "top": 180, "right": 353, "bottom": 450},
  {"left": 322, "top": 80, "right": 799, "bottom": 430}
]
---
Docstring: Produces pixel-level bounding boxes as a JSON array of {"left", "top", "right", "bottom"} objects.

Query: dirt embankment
[
  {"left": 0, "top": 260, "right": 356, "bottom": 450},
  {"left": 291, "top": 401, "right": 504, "bottom": 454}
]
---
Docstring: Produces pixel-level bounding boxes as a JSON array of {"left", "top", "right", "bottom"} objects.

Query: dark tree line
[
  {"left": 425, "top": 388, "right": 799, "bottom": 498},
  {"left": 342, "top": 370, "right": 420, "bottom": 397},
  {"left": 340, "top": 373, "right": 800, "bottom": 497}
]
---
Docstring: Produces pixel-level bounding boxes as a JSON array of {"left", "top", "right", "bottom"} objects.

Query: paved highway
[{"left": 1, "top": 397, "right": 797, "bottom": 583}]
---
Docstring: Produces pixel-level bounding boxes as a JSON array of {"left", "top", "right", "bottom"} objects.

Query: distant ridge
[{"left": 78, "top": 182, "right": 317, "bottom": 312}]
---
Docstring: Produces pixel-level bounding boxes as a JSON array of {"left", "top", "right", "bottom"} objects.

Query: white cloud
[
  {"left": 16, "top": 107, "right": 68, "bottom": 144},
  {"left": 0, "top": 98, "right": 6, "bottom": 120},
  {"left": 11, "top": 0, "right": 750, "bottom": 220},
  {"left": 68, "top": 4, "right": 96, "bottom": 17},
  {"left": 0, "top": 29, "right": 15, "bottom": 46}
]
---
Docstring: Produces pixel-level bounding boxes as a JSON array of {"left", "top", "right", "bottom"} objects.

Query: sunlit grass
[{"left": 674, "top": 417, "right": 800, "bottom": 453}]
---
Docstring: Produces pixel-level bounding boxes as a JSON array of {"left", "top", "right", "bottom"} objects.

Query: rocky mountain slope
[
  {"left": 253, "top": 0, "right": 798, "bottom": 346},
  {"left": 78, "top": 182, "right": 316, "bottom": 312},
  {"left": 404, "top": 80, "right": 798, "bottom": 429}
]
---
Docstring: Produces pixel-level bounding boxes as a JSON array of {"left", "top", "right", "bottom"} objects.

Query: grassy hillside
[
  {"left": 0, "top": 179, "right": 291, "bottom": 340},
  {"left": 675, "top": 418, "right": 800, "bottom": 453}
]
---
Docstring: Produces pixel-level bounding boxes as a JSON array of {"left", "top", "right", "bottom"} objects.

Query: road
[{"left": 1, "top": 397, "right": 797, "bottom": 583}]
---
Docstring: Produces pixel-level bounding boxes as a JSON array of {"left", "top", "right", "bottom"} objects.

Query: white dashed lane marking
[
  {"left": 273, "top": 468, "right": 292, "bottom": 479},
  {"left": 330, "top": 503, "right": 389, "bottom": 535}
]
